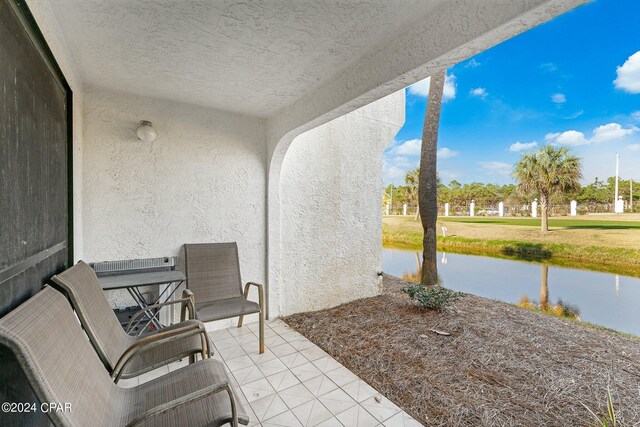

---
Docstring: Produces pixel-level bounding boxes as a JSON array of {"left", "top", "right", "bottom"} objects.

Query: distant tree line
[{"left": 384, "top": 168, "right": 638, "bottom": 208}]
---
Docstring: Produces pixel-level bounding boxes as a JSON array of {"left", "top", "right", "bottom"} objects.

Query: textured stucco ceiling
[{"left": 50, "top": 0, "right": 444, "bottom": 117}]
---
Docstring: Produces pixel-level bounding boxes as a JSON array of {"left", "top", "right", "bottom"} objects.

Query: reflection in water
[
  {"left": 401, "top": 252, "right": 422, "bottom": 283},
  {"left": 401, "top": 251, "right": 450, "bottom": 283},
  {"left": 517, "top": 264, "right": 580, "bottom": 320},
  {"left": 383, "top": 249, "right": 640, "bottom": 336}
]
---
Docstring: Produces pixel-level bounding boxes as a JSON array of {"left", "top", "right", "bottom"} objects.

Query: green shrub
[{"left": 403, "top": 283, "right": 462, "bottom": 310}]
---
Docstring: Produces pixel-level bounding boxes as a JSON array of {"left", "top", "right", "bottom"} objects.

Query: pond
[{"left": 383, "top": 248, "right": 640, "bottom": 336}]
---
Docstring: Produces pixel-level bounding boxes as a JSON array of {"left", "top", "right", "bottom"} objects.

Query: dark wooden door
[
  {"left": 0, "top": 1, "right": 72, "bottom": 424},
  {"left": 0, "top": 0, "right": 71, "bottom": 315}
]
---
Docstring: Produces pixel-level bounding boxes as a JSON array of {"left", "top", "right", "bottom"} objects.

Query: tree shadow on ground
[
  {"left": 502, "top": 243, "right": 552, "bottom": 260},
  {"left": 563, "top": 224, "right": 640, "bottom": 230}
]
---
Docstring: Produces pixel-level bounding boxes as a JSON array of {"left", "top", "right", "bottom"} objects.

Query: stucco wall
[
  {"left": 277, "top": 90, "right": 405, "bottom": 316},
  {"left": 82, "top": 87, "right": 266, "bottom": 326}
]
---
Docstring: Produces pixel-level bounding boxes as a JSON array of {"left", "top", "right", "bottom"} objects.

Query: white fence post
[
  {"left": 532, "top": 199, "right": 538, "bottom": 218},
  {"left": 570, "top": 200, "right": 577, "bottom": 216},
  {"left": 444, "top": 203, "right": 450, "bottom": 217},
  {"left": 403, "top": 203, "right": 407, "bottom": 216},
  {"left": 470, "top": 200, "right": 475, "bottom": 217},
  {"left": 385, "top": 203, "right": 390, "bottom": 216},
  {"left": 498, "top": 201, "right": 504, "bottom": 217}
]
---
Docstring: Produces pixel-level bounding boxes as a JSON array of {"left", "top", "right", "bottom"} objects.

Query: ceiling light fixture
[{"left": 136, "top": 120, "right": 157, "bottom": 142}]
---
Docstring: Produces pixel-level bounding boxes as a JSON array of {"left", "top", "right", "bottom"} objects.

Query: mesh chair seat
[
  {"left": 184, "top": 242, "right": 265, "bottom": 353},
  {"left": 196, "top": 298, "right": 261, "bottom": 322},
  {"left": 0, "top": 287, "right": 249, "bottom": 427},
  {"left": 50, "top": 261, "right": 210, "bottom": 379},
  {"left": 121, "top": 320, "right": 206, "bottom": 377},
  {"left": 131, "top": 359, "right": 250, "bottom": 427}
]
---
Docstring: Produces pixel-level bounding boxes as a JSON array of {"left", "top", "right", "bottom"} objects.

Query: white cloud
[
  {"left": 470, "top": 87, "right": 488, "bottom": 99},
  {"left": 407, "top": 77, "right": 431, "bottom": 97},
  {"left": 564, "top": 110, "right": 584, "bottom": 120},
  {"left": 437, "top": 147, "right": 459, "bottom": 159},
  {"left": 407, "top": 73, "right": 456, "bottom": 102},
  {"left": 479, "top": 161, "right": 512, "bottom": 177},
  {"left": 465, "top": 58, "right": 481, "bottom": 68},
  {"left": 628, "top": 143, "right": 640, "bottom": 152},
  {"left": 543, "top": 122, "right": 637, "bottom": 147},
  {"left": 383, "top": 163, "right": 407, "bottom": 185},
  {"left": 539, "top": 62, "right": 558, "bottom": 72},
  {"left": 443, "top": 74, "right": 456, "bottom": 101},
  {"left": 439, "top": 169, "right": 459, "bottom": 180},
  {"left": 390, "top": 156, "right": 414, "bottom": 169},
  {"left": 551, "top": 93, "right": 566, "bottom": 104},
  {"left": 545, "top": 130, "right": 589, "bottom": 146},
  {"left": 509, "top": 141, "right": 538, "bottom": 152},
  {"left": 631, "top": 111, "right": 640, "bottom": 122},
  {"left": 389, "top": 138, "right": 421, "bottom": 156},
  {"left": 614, "top": 51, "right": 640, "bottom": 94},
  {"left": 591, "top": 123, "right": 638, "bottom": 143}
]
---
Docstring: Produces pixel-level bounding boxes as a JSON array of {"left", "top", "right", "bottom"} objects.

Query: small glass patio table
[{"left": 98, "top": 270, "right": 186, "bottom": 336}]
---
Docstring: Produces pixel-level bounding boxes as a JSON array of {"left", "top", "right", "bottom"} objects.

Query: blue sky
[{"left": 383, "top": 0, "right": 640, "bottom": 186}]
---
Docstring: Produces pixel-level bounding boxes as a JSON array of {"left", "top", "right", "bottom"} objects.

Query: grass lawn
[
  {"left": 383, "top": 214, "right": 640, "bottom": 276},
  {"left": 438, "top": 215, "right": 640, "bottom": 229}
]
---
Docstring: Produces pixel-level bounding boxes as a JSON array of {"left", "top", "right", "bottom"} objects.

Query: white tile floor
[{"left": 121, "top": 319, "right": 423, "bottom": 427}]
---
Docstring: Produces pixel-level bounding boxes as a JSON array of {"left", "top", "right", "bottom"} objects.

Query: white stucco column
[
  {"left": 469, "top": 200, "right": 475, "bottom": 217},
  {"left": 570, "top": 200, "right": 577, "bottom": 216},
  {"left": 273, "top": 90, "right": 404, "bottom": 317},
  {"left": 498, "top": 201, "right": 504, "bottom": 217},
  {"left": 403, "top": 203, "right": 407, "bottom": 216},
  {"left": 444, "top": 203, "right": 450, "bottom": 217},
  {"left": 532, "top": 199, "right": 538, "bottom": 218}
]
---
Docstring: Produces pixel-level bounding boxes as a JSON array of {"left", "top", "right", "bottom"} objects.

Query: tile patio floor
[{"left": 122, "top": 318, "right": 423, "bottom": 426}]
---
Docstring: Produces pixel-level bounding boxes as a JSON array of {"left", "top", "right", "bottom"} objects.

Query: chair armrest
[
  {"left": 243, "top": 282, "right": 264, "bottom": 313},
  {"left": 125, "top": 379, "right": 239, "bottom": 427},
  {"left": 181, "top": 289, "right": 196, "bottom": 322},
  {"left": 112, "top": 323, "right": 208, "bottom": 382},
  {"left": 126, "top": 296, "right": 195, "bottom": 333}
]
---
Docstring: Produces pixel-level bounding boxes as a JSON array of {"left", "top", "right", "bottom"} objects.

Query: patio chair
[
  {"left": 184, "top": 242, "right": 265, "bottom": 353},
  {"left": 0, "top": 286, "right": 249, "bottom": 427},
  {"left": 50, "top": 261, "right": 213, "bottom": 381}
]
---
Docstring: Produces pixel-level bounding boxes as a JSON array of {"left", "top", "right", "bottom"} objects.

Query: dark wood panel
[
  {"left": 0, "top": 0, "right": 70, "bottom": 315},
  {"left": 0, "top": 2, "right": 71, "bottom": 424}
]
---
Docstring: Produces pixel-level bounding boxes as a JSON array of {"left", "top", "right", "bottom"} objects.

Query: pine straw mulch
[{"left": 282, "top": 275, "right": 640, "bottom": 427}]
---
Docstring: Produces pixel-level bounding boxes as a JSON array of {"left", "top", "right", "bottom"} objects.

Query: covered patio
[{"left": 1, "top": 0, "right": 586, "bottom": 425}]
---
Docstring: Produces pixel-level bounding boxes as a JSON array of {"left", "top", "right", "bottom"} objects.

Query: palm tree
[
  {"left": 513, "top": 145, "right": 582, "bottom": 232},
  {"left": 404, "top": 168, "right": 420, "bottom": 219},
  {"left": 419, "top": 70, "right": 446, "bottom": 286}
]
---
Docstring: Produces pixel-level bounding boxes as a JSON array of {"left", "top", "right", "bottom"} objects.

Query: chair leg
[
  {"left": 237, "top": 314, "right": 244, "bottom": 328},
  {"left": 259, "top": 310, "right": 264, "bottom": 354}
]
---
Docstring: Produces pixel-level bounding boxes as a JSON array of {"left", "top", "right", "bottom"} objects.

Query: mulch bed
[{"left": 283, "top": 275, "right": 640, "bottom": 426}]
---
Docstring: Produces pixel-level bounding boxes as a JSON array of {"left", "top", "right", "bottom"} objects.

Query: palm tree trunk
[
  {"left": 414, "top": 207, "right": 420, "bottom": 220},
  {"left": 540, "top": 193, "right": 549, "bottom": 232},
  {"left": 539, "top": 263, "right": 549, "bottom": 310},
  {"left": 419, "top": 70, "right": 446, "bottom": 286}
]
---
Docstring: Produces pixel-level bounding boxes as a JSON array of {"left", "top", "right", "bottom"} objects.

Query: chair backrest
[
  {"left": 50, "top": 261, "right": 126, "bottom": 371},
  {"left": 184, "top": 242, "right": 243, "bottom": 304},
  {"left": 0, "top": 287, "right": 120, "bottom": 427}
]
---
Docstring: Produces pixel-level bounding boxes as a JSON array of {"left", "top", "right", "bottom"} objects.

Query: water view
[{"left": 383, "top": 248, "right": 640, "bottom": 336}]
